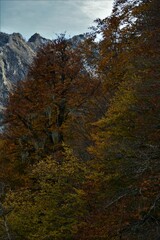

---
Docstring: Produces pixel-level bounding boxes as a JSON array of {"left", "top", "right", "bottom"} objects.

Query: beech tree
[
  {"left": 85, "top": 0, "right": 160, "bottom": 239},
  {"left": 3, "top": 35, "right": 99, "bottom": 173},
  {"left": 0, "top": 1, "right": 159, "bottom": 239},
  {"left": 4, "top": 145, "right": 89, "bottom": 240}
]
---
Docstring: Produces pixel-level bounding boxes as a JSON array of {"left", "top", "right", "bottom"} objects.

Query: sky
[{"left": 0, "top": 0, "right": 114, "bottom": 40}]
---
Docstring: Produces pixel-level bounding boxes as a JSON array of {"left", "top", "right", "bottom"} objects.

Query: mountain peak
[
  {"left": 0, "top": 32, "right": 10, "bottom": 47},
  {"left": 11, "top": 32, "right": 24, "bottom": 39},
  {"left": 28, "top": 33, "right": 45, "bottom": 43},
  {"left": 0, "top": 32, "right": 25, "bottom": 47}
]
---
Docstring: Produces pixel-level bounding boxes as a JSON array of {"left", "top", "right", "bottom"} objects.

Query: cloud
[
  {"left": 80, "top": 0, "right": 113, "bottom": 20},
  {"left": 1, "top": 0, "right": 114, "bottom": 39}
]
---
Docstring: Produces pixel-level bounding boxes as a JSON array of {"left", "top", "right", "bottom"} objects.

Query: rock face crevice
[{"left": 0, "top": 32, "right": 48, "bottom": 107}]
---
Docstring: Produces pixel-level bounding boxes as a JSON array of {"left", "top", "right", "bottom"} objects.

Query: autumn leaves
[{"left": 0, "top": 0, "right": 160, "bottom": 239}]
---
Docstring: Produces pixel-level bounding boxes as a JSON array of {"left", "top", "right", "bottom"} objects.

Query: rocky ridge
[
  {"left": 0, "top": 32, "right": 86, "bottom": 112},
  {"left": 0, "top": 32, "right": 48, "bottom": 109}
]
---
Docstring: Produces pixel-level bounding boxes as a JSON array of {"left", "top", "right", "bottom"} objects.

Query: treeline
[{"left": 0, "top": 0, "right": 160, "bottom": 239}]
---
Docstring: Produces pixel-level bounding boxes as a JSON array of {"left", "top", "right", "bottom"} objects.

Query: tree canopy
[{"left": 0, "top": 1, "right": 159, "bottom": 239}]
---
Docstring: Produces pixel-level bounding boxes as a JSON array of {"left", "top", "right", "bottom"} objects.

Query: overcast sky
[{"left": 0, "top": 0, "right": 114, "bottom": 40}]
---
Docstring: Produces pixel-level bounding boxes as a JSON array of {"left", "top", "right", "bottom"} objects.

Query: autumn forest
[{"left": 0, "top": 0, "right": 160, "bottom": 239}]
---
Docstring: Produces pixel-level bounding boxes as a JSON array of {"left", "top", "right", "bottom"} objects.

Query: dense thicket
[{"left": 0, "top": 0, "right": 159, "bottom": 239}]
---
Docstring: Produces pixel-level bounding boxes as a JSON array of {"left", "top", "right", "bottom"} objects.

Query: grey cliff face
[
  {"left": 0, "top": 32, "right": 85, "bottom": 113},
  {"left": 0, "top": 32, "right": 48, "bottom": 108}
]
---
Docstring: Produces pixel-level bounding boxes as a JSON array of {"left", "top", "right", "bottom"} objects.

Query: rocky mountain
[
  {"left": 0, "top": 32, "right": 86, "bottom": 112},
  {"left": 0, "top": 32, "right": 48, "bottom": 110}
]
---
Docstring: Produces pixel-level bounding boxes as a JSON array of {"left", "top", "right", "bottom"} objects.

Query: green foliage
[
  {"left": 5, "top": 145, "right": 88, "bottom": 240},
  {"left": 0, "top": 1, "right": 160, "bottom": 239},
  {"left": 86, "top": 0, "right": 160, "bottom": 238}
]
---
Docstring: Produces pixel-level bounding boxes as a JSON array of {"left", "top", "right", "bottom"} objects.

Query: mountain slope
[{"left": 0, "top": 32, "right": 48, "bottom": 108}]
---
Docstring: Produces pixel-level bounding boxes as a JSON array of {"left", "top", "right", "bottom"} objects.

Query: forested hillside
[{"left": 0, "top": 0, "right": 159, "bottom": 239}]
